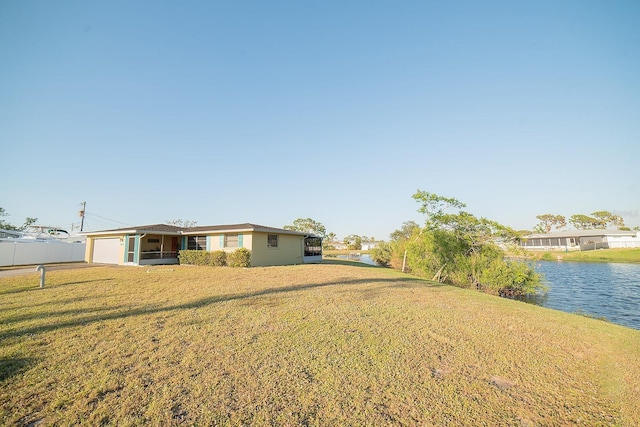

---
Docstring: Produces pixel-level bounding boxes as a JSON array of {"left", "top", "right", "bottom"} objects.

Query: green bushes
[
  {"left": 178, "top": 249, "right": 249, "bottom": 267},
  {"left": 398, "top": 231, "right": 545, "bottom": 298},
  {"left": 211, "top": 251, "right": 227, "bottom": 267},
  {"left": 177, "top": 250, "right": 210, "bottom": 266},
  {"left": 227, "top": 247, "right": 252, "bottom": 268},
  {"left": 541, "top": 252, "right": 555, "bottom": 261},
  {"left": 478, "top": 257, "right": 546, "bottom": 297},
  {"left": 384, "top": 190, "right": 547, "bottom": 299},
  {"left": 370, "top": 242, "right": 392, "bottom": 267}
]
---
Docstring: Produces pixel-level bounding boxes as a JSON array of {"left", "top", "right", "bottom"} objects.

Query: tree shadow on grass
[
  {"left": 0, "top": 356, "right": 34, "bottom": 383},
  {"left": 50, "top": 278, "right": 115, "bottom": 287},
  {"left": 0, "top": 276, "right": 444, "bottom": 341},
  {"left": 320, "top": 259, "right": 381, "bottom": 268},
  {"left": 3, "top": 295, "right": 109, "bottom": 312},
  {"left": 3, "top": 305, "right": 127, "bottom": 324},
  {"left": 0, "top": 278, "right": 115, "bottom": 296}
]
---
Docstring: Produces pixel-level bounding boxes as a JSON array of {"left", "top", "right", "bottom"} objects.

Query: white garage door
[{"left": 92, "top": 238, "right": 121, "bottom": 264}]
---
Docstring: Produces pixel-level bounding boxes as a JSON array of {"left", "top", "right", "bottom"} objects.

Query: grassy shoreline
[
  {"left": 519, "top": 247, "right": 640, "bottom": 264},
  {"left": 2, "top": 262, "right": 639, "bottom": 425}
]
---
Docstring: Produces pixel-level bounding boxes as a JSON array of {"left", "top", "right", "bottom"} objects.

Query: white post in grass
[{"left": 36, "top": 265, "right": 46, "bottom": 288}]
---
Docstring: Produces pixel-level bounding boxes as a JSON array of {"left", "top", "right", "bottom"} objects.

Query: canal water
[{"left": 528, "top": 261, "right": 640, "bottom": 331}]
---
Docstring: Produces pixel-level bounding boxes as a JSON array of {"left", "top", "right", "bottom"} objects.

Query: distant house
[
  {"left": 82, "top": 223, "right": 322, "bottom": 267},
  {"left": 331, "top": 242, "right": 349, "bottom": 250},
  {"left": 521, "top": 230, "right": 640, "bottom": 251},
  {"left": 361, "top": 242, "right": 380, "bottom": 251}
]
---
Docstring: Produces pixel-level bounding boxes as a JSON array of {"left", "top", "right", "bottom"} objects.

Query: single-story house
[
  {"left": 361, "top": 242, "right": 380, "bottom": 251},
  {"left": 521, "top": 229, "right": 640, "bottom": 251},
  {"left": 82, "top": 223, "right": 323, "bottom": 267}
]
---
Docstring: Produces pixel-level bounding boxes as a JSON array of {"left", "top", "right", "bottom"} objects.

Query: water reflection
[
  {"left": 335, "top": 253, "right": 378, "bottom": 266},
  {"left": 527, "top": 261, "right": 640, "bottom": 330}
]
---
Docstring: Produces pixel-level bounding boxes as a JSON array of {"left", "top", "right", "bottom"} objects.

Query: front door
[{"left": 127, "top": 236, "right": 137, "bottom": 263}]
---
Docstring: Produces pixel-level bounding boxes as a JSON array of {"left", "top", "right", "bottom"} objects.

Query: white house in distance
[
  {"left": 521, "top": 229, "right": 640, "bottom": 251},
  {"left": 82, "top": 223, "right": 323, "bottom": 267}
]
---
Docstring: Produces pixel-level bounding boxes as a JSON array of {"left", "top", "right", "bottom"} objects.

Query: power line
[{"left": 83, "top": 212, "right": 133, "bottom": 228}]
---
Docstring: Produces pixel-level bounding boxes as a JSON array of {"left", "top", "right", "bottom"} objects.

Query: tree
[
  {"left": 0, "top": 208, "right": 37, "bottom": 231},
  {"left": 343, "top": 234, "right": 362, "bottom": 250},
  {"left": 569, "top": 214, "right": 599, "bottom": 230},
  {"left": 412, "top": 190, "right": 466, "bottom": 228},
  {"left": 611, "top": 215, "right": 625, "bottom": 229},
  {"left": 370, "top": 242, "right": 392, "bottom": 267},
  {"left": 591, "top": 211, "right": 625, "bottom": 229},
  {"left": 323, "top": 232, "right": 337, "bottom": 250},
  {"left": 397, "top": 190, "right": 545, "bottom": 297},
  {"left": 533, "top": 214, "right": 566, "bottom": 233},
  {"left": 389, "top": 221, "right": 419, "bottom": 242},
  {"left": 166, "top": 219, "right": 198, "bottom": 228},
  {"left": 0, "top": 207, "right": 16, "bottom": 230},
  {"left": 22, "top": 217, "right": 38, "bottom": 230},
  {"left": 283, "top": 218, "right": 327, "bottom": 239},
  {"left": 566, "top": 211, "right": 626, "bottom": 230}
]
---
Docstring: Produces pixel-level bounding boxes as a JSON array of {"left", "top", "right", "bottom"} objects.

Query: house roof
[
  {"left": 80, "top": 224, "right": 184, "bottom": 236},
  {"left": 182, "top": 223, "right": 312, "bottom": 236},
  {"left": 524, "top": 229, "right": 637, "bottom": 239},
  {"left": 81, "top": 223, "right": 319, "bottom": 238}
]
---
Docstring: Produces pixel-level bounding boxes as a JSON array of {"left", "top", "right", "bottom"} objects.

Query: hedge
[
  {"left": 178, "top": 249, "right": 248, "bottom": 267},
  {"left": 227, "top": 247, "right": 251, "bottom": 268}
]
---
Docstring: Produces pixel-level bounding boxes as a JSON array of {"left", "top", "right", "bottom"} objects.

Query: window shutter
[
  {"left": 220, "top": 235, "right": 224, "bottom": 248},
  {"left": 206, "top": 236, "right": 211, "bottom": 251},
  {"left": 238, "top": 234, "right": 243, "bottom": 248}
]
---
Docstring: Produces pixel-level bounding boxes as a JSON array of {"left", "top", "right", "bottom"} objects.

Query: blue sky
[{"left": 2, "top": 0, "right": 639, "bottom": 239}]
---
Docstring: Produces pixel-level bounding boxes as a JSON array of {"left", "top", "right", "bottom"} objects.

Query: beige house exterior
[{"left": 82, "top": 223, "right": 322, "bottom": 267}]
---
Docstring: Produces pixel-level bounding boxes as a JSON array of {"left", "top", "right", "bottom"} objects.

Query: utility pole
[{"left": 79, "top": 201, "right": 86, "bottom": 232}]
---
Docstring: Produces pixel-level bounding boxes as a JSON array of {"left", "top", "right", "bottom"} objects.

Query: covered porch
[
  {"left": 303, "top": 236, "right": 323, "bottom": 263},
  {"left": 126, "top": 233, "right": 181, "bottom": 265}
]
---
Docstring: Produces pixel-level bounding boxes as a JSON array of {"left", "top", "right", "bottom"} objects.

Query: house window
[
  {"left": 224, "top": 234, "right": 239, "bottom": 248},
  {"left": 187, "top": 236, "right": 206, "bottom": 250},
  {"left": 267, "top": 234, "right": 278, "bottom": 248}
]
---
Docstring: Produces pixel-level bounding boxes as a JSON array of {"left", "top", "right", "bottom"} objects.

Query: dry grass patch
[{"left": 1, "top": 262, "right": 639, "bottom": 426}]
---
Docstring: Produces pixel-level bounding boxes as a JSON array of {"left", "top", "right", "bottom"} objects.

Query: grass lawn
[
  {"left": 555, "top": 247, "right": 640, "bottom": 263},
  {"left": 2, "top": 262, "right": 639, "bottom": 426},
  {"left": 522, "top": 247, "right": 640, "bottom": 264}
]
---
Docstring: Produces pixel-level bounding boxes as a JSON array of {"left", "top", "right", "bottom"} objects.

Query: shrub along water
[{"left": 372, "top": 190, "right": 546, "bottom": 297}]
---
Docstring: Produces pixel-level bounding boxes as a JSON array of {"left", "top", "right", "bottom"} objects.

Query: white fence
[
  {"left": 0, "top": 240, "right": 86, "bottom": 267},
  {"left": 606, "top": 237, "right": 640, "bottom": 249}
]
